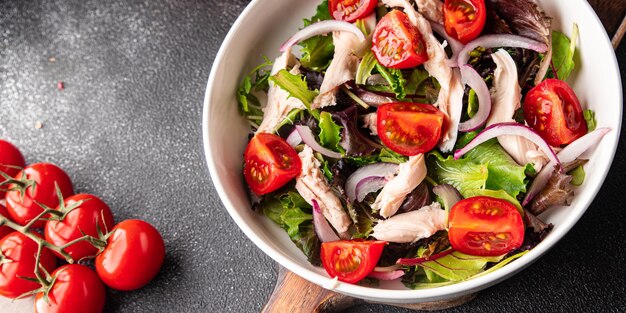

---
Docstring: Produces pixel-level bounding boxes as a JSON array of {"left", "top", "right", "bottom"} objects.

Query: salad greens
[{"left": 237, "top": 0, "right": 602, "bottom": 290}]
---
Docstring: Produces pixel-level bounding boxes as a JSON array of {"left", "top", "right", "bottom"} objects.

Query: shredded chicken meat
[
  {"left": 372, "top": 154, "right": 427, "bottom": 218},
  {"left": 256, "top": 50, "right": 306, "bottom": 134},
  {"left": 372, "top": 202, "right": 446, "bottom": 243},
  {"left": 295, "top": 145, "right": 351, "bottom": 234},
  {"left": 488, "top": 49, "right": 547, "bottom": 171}
]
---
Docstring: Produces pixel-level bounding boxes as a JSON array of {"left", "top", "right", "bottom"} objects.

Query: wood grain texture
[{"left": 587, "top": 0, "right": 626, "bottom": 38}]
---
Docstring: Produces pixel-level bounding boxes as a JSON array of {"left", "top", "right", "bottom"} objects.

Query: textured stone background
[{"left": 0, "top": 0, "right": 624, "bottom": 312}]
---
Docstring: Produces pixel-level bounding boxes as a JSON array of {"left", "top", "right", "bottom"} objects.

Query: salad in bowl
[{"left": 228, "top": 0, "right": 616, "bottom": 290}]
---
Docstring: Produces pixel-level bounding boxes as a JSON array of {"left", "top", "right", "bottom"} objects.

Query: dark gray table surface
[{"left": 1, "top": 0, "right": 624, "bottom": 312}]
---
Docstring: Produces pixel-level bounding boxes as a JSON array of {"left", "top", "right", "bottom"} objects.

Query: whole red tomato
[
  {"left": 95, "top": 220, "right": 165, "bottom": 291},
  {"left": 5, "top": 162, "right": 74, "bottom": 228},
  {"left": 0, "top": 204, "right": 13, "bottom": 240},
  {"left": 45, "top": 194, "right": 115, "bottom": 260},
  {"left": 0, "top": 232, "right": 57, "bottom": 299},
  {"left": 34, "top": 264, "right": 105, "bottom": 313},
  {"left": 0, "top": 139, "right": 26, "bottom": 198}
]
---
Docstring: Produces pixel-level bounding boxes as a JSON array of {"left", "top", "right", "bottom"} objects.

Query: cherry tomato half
[
  {"left": 244, "top": 133, "right": 301, "bottom": 195},
  {"left": 377, "top": 102, "right": 445, "bottom": 156},
  {"left": 0, "top": 204, "right": 13, "bottom": 240},
  {"left": 329, "top": 0, "right": 377, "bottom": 22},
  {"left": 448, "top": 196, "right": 524, "bottom": 256},
  {"left": 95, "top": 220, "right": 165, "bottom": 291},
  {"left": 5, "top": 163, "right": 74, "bottom": 228},
  {"left": 372, "top": 10, "right": 429, "bottom": 69},
  {"left": 0, "top": 232, "right": 57, "bottom": 299},
  {"left": 523, "top": 79, "right": 587, "bottom": 146},
  {"left": 320, "top": 240, "right": 387, "bottom": 284},
  {"left": 0, "top": 139, "right": 26, "bottom": 199},
  {"left": 443, "top": 0, "right": 487, "bottom": 44},
  {"left": 34, "top": 264, "right": 106, "bottom": 313},
  {"left": 45, "top": 194, "right": 115, "bottom": 260}
]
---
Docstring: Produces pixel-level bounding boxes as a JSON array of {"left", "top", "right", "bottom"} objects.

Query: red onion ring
[
  {"left": 430, "top": 22, "right": 464, "bottom": 57},
  {"left": 312, "top": 199, "right": 340, "bottom": 243},
  {"left": 286, "top": 129, "right": 302, "bottom": 147},
  {"left": 458, "top": 65, "right": 492, "bottom": 132},
  {"left": 457, "top": 34, "right": 549, "bottom": 67},
  {"left": 279, "top": 20, "right": 366, "bottom": 52},
  {"left": 522, "top": 128, "right": 611, "bottom": 206},
  {"left": 295, "top": 125, "right": 342, "bottom": 159},
  {"left": 345, "top": 163, "right": 399, "bottom": 203},
  {"left": 454, "top": 122, "right": 560, "bottom": 166},
  {"left": 354, "top": 89, "right": 393, "bottom": 107},
  {"left": 367, "top": 270, "right": 405, "bottom": 280},
  {"left": 432, "top": 184, "right": 462, "bottom": 211}
]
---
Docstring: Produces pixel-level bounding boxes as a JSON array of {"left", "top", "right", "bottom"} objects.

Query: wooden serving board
[{"left": 262, "top": 2, "right": 626, "bottom": 312}]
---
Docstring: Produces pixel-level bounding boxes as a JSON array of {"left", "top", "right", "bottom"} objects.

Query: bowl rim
[{"left": 202, "top": 0, "right": 623, "bottom": 303}]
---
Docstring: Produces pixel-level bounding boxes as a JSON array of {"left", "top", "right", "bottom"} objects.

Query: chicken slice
[
  {"left": 295, "top": 145, "right": 352, "bottom": 234},
  {"left": 361, "top": 112, "right": 378, "bottom": 136},
  {"left": 256, "top": 50, "right": 306, "bottom": 134},
  {"left": 381, "top": 0, "right": 464, "bottom": 152},
  {"left": 312, "top": 31, "right": 361, "bottom": 109},
  {"left": 372, "top": 154, "right": 427, "bottom": 218},
  {"left": 415, "top": 0, "right": 443, "bottom": 23},
  {"left": 488, "top": 49, "right": 547, "bottom": 171},
  {"left": 372, "top": 202, "right": 446, "bottom": 243}
]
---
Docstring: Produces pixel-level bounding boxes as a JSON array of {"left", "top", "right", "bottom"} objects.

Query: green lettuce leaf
[
  {"left": 568, "top": 165, "right": 585, "bottom": 186},
  {"left": 467, "top": 89, "right": 478, "bottom": 118},
  {"left": 299, "top": 0, "right": 335, "bottom": 71},
  {"left": 269, "top": 69, "right": 319, "bottom": 109},
  {"left": 462, "top": 139, "right": 531, "bottom": 198},
  {"left": 356, "top": 51, "right": 378, "bottom": 85},
  {"left": 236, "top": 57, "right": 273, "bottom": 128},
  {"left": 318, "top": 112, "right": 343, "bottom": 152},
  {"left": 547, "top": 24, "right": 578, "bottom": 81},
  {"left": 347, "top": 148, "right": 409, "bottom": 166},
  {"left": 258, "top": 189, "right": 320, "bottom": 264},
  {"left": 427, "top": 151, "right": 488, "bottom": 197},
  {"left": 419, "top": 251, "right": 504, "bottom": 282},
  {"left": 375, "top": 63, "right": 406, "bottom": 99},
  {"left": 584, "top": 109, "right": 596, "bottom": 131}
]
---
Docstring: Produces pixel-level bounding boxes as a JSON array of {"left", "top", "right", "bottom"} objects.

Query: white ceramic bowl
[{"left": 202, "top": 0, "right": 622, "bottom": 304}]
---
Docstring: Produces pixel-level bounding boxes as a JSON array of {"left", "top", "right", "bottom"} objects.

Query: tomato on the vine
[
  {"left": 523, "top": 79, "right": 587, "bottom": 146},
  {"left": 448, "top": 196, "right": 524, "bottom": 256},
  {"left": 443, "top": 0, "right": 487, "bottom": 44},
  {"left": 34, "top": 264, "right": 106, "bottom": 313},
  {"left": 377, "top": 102, "right": 445, "bottom": 156},
  {"left": 0, "top": 232, "right": 57, "bottom": 299},
  {"left": 44, "top": 194, "right": 115, "bottom": 260},
  {"left": 244, "top": 133, "right": 301, "bottom": 195},
  {"left": 5, "top": 162, "right": 74, "bottom": 228},
  {"left": 0, "top": 139, "right": 26, "bottom": 198},
  {"left": 329, "top": 0, "right": 377, "bottom": 22},
  {"left": 320, "top": 240, "right": 387, "bottom": 283},
  {"left": 372, "top": 10, "right": 429, "bottom": 69},
  {"left": 0, "top": 204, "right": 13, "bottom": 240},
  {"left": 95, "top": 220, "right": 165, "bottom": 291}
]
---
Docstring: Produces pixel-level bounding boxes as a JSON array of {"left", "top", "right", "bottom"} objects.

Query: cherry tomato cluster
[{"left": 0, "top": 140, "right": 165, "bottom": 313}]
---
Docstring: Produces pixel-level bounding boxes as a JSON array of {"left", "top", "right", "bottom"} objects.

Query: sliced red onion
[
  {"left": 430, "top": 22, "right": 464, "bottom": 57},
  {"left": 454, "top": 122, "right": 559, "bottom": 166},
  {"left": 365, "top": 74, "right": 389, "bottom": 86},
  {"left": 522, "top": 128, "right": 611, "bottom": 206},
  {"left": 312, "top": 199, "right": 340, "bottom": 243},
  {"left": 355, "top": 177, "right": 387, "bottom": 203},
  {"left": 367, "top": 270, "right": 405, "bottom": 281},
  {"left": 279, "top": 20, "right": 366, "bottom": 52},
  {"left": 345, "top": 163, "right": 399, "bottom": 203},
  {"left": 295, "top": 125, "right": 342, "bottom": 159},
  {"left": 354, "top": 89, "right": 393, "bottom": 107},
  {"left": 432, "top": 184, "right": 462, "bottom": 211},
  {"left": 286, "top": 129, "right": 302, "bottom": 147},
  {"left": 458, "top": 65, "right": 492, "bottom": 132},
  {"left": 457, "top": 34, "right": 549, "bottom": 67},
  {"left": 396, "top": 249, "right": 455, "bottom": 266},
  {"left": 374, "top": 264, "right": 403, "bottom": 272}
]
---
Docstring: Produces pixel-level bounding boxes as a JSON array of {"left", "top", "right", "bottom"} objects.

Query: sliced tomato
[
  {"left": 329, "top": 0, "right": 377, "bottom": 22},
  {"left": 523, "top": 79, "right": 587, "bottom": 147},
  {"left": 448, "top": 196, "right": 524, "bottom": 256},
  {"left": 372, "top": 10, "right": 428, "bottom": 69},
  {"left": 443, "top": 0, "right": 487, "bottom": 44},
  {"left": 320, "top": 240, "right": 387, "bottom": 284},
  {"left": 244, "top": 133, "right": 301, "bottom": 195},
  {"left": 377, "top": 102, "right": 445, "bottom": 156}
]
